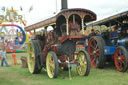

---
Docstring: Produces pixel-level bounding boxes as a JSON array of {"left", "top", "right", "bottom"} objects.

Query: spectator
[
  {"left": 0, "top": 48, "right": 2, "bottom": 59},
  {"left": 1, "top": 48, "right": 9, "bottom": 67},
  {"left": 88, "top": 29, "right": 97, "bottom": 40}
]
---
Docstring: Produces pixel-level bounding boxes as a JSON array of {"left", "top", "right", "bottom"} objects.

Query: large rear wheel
[
  {"left": 88, "top": 36, "right": 105, "bottom": 68},
  {"left": 35, "top": 40, "right": 43, "bottom": 69},
  {"left": 46, "top": 51, "right": 59, "bottom": 78},
  {"left": 114, "top": 46, "right": 128, "bottom": 72},
  {"left": 27, "top": 40, "right": 41, "bottom": 74},
  {"left": 76, "top": 51, "right": 90, "bottom": 76}
]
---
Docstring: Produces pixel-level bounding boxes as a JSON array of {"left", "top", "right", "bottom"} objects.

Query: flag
[
  {"left": 11, "top": 7, "right": 13, "bottom": 10},
  {"left": 29, "top": 5, "right": 33, "bottom": 12},
  {"left": 20, "top": 6, "right": 23, "bottom": 11},
  {"left": 1, "top": 6, "right": 5, "bottom": 12}
]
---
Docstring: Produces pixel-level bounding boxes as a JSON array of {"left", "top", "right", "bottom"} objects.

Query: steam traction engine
[
  {"left": 87, "top": 11, "right": 128, "bottom": 72},
  {"left": 25, "top": 8, "right": 96, "bottom": 78}
]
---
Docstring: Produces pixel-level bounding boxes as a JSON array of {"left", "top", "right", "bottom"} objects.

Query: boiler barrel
[{"left": 57, "top": 40, "right": 76, "bottom": 56}]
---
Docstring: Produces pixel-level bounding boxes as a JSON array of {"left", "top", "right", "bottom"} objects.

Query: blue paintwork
[
  {"left": 104, "top": 37, "right": 128, "bottom": 55},
  {"left": 86, "top": 10, "right": 128, "bottom": 57},
  {"left": 104, "top": 46, "right": 117, "bottom": 55},
  {"left": 111, "top": 32, "right": 118, "bottom": 38},
  {"left": 117, "top": 39, "right": 125, "bottom": 46},
  {"left": 14, "top": 24, "right": 26, "bottom": 45}
]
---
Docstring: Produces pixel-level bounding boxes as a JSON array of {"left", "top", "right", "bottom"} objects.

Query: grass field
[{"left": 0, "top": 53, "right": 128, "bottom": 85}]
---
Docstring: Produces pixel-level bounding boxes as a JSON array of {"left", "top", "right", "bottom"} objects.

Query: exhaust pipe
[{"left": 61, "top": 0, "right": 68, "bottom": 10}]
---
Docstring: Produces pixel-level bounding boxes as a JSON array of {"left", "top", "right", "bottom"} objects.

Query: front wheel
[
  {"left": 76, "top": 51, "right": 90, "bottom": 76},
  {"left": 114, "top": 46, "right": 128, "bottom": 72},
  {"left": 46, "top": 51, "right": 59, "bottom": 78}
]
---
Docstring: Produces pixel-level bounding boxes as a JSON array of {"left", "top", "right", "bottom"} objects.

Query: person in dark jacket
[{"left": 88, "top": 29, "right": 97, "bottom": 40}]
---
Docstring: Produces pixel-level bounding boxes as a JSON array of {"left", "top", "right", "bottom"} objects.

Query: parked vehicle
[
  {"left": 87, "top": 10, "right": 128, "bottom": 72},
  {"left": 25, "top": 8, "right": 96, "bottom": 78}
]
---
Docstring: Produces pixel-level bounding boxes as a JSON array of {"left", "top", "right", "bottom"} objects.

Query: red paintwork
[
  {"left": 114, "top": 48, "right": 126, "bottom": 72},
  {"left": 58, "top": 55, "right": 74, "bottom": 61},
  {"left": 88, "top": 38, "right": 99, "bottom": 68},
  {"left": 40, "top": 23, "right": 86, "bottom": 66},
  {"left": 74, "top": 45, "right": 85, "bottom": 54},
  {"left": 6, "top": 50, "right": 16, "bottom": 53}
]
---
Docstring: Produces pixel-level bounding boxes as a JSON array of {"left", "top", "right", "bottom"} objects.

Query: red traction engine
[{"left": 25, "top": 8, "right": 96, "bottom": 78}]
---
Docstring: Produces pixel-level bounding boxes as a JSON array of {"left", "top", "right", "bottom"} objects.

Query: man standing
[
  {"left": 88, "top": 29, "right": 97, "bottom": 40},
  {"left": 0, "top": 48, "right": 9, "bottom": 67},
  {"left": 0, "top": 48, "right": 2, "bottom": 59}
]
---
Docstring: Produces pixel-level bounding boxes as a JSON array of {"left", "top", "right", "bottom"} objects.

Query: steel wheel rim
[
  {"left": 88, "top": 38, "right": 99, "bottom": 68},
  {"left": 46, "top": 53, "right": 55, "bottom": 78},
  {"left": 27, "top": 43, "right": 35, "bottom": 73},
  {"left": 114, "top": 48, "right": 126, "bottom": 72},
  {"left": 76, "top": 51, "right": 87, "bottom": 76}
]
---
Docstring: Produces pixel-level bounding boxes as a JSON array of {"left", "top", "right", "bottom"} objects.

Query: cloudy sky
[{"left": 0, "top": 0, "right": 128, "bottom": 25}]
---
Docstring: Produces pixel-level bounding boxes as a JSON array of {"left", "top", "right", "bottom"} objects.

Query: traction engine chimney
[{"left": 61, "top": 0, "right": 68, "bottom": 10}]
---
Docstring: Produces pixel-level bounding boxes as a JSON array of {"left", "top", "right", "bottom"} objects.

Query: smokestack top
[{"left": 61, "top": 0, "right": 68, "bottom": 10}]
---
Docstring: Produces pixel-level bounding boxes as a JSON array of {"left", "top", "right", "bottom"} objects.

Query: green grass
[{"left": 0, "top": 53, "right": 128, "bottom": 85}]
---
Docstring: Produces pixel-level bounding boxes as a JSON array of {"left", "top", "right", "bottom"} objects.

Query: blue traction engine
[{"left": 87, "top": 23, "right": 128, "bottom": 72}]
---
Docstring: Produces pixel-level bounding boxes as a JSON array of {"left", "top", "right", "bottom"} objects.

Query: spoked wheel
[
  {"left": 27, "top": 40, "right": 41, "bottom": 74},
  {"left": 114, "top": 46, "right": 128, "bottom": 72},
  {"left": 76, "top": 51, "right": 90, "bottom": 76},
  {"left": 88, "top": 36, "right": 105, "bottom": 68},
  {"left": 35, "top": 40, "right": 43, "bottom": 69},
  {"left": 46, "top": 51, "right": 59, "bottom": 78}
]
